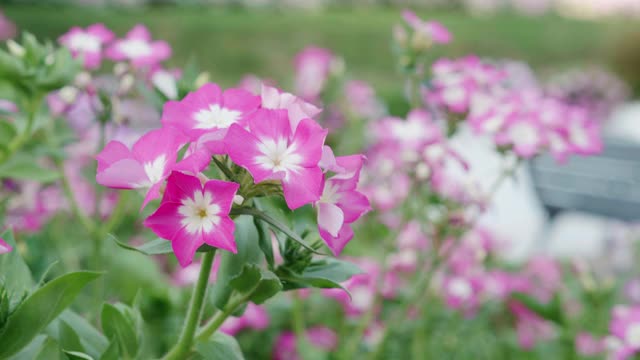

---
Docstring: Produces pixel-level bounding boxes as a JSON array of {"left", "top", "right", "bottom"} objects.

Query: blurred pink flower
[
  {"left": 59, "top": 24, "right": 114, "bottom": 69},
  {"left": 294, "top": 46, "right": 335, "bottom": 100},
  {"left": 106, "top": 24, "right": 171, "bottom": 68},
  {"left": 0, "top": 11, "right": 16, "bottom": 41}
]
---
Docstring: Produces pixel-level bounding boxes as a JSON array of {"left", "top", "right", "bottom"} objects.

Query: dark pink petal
[
  {"left": 203, "top": 217, "right": 237, "bottom": 254},
  {"left": 143, "top": 202, "right": 183, "bottom": 240},
  {"left": 162, "top": 171, "right": 203, "bottom": 204},
  {"left": 248, "top": 109, "right": 292, "bottom": 142},
  {"left": 171, "top": 227, "right": 204, "bottom": 267},
  {"left": 222, "top": 88, "right": 261, "bottom": 113},
  {"left": 336, "top": 190, "right": 370, "bottom": 223},
  {"left": 87, "top": 23, "right": 115, "bottom": 42},
  {"left": 127, "top": 24, "right": 151, "bottom": 41},
  {"left": 319, "top": 225, "right": 354, "bottom": 256},
  {"left": 0, "top": 237, "right": 12, "bottom": 254},
  {"left": 291, "top": 118, "right": 327, "bottom": 167},
  {"left": 282, "top": 167, "right": 323, "bottom": 209},
  {"left": 203, "top": 179, "right": 239, "bottom": 214},
  {"left": 141, "top": 182, "right": 163, "bottom": 209},
  {"left": 224, "top": 124, "right": 267, "bottom": 180}
]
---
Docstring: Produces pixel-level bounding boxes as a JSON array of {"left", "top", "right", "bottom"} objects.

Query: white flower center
[
  {"left": 69, "top": 32, "right": 101, "bottom": 52},
  {"left": 143, "top": 155, "right": 167, "bottom": 186},
  {"left": 626, "top": 323, "right": 640, "bottom": 348},
  {"left": 508, "top": 122, "right": 539, "bottom": 147},
  {"left": 569, "top": 124, "right": 589, "bottom": 148},
  {"left": 255, "top": 138, "right": 302, "bottom": 176},
  {"left": 193, "top": 104, "right": 241, "bottom": 130},
  {"left": 448, "top": 278, "right": 473, "bottom": 299},
  {"left": 119, "top": 39, "right": 152, "bottom": 59},
  {"left": 179, "top": 191, "right": 221, "bottom": 235},
  {"left": 391, "top": 121, "right": 429, "bottom": 142},
  {"left": 320, "top": 181, "right": 340, "bottom": 204},
  {"left": 442, "top": 86, "right": 466, "bottom": 105}
]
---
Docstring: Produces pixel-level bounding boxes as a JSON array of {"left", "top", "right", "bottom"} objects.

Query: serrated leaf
[
  {"left": 0, "top": 271, "right": 101, "bottom": 358},
  {"left": 194, "top": 332, "right": 244, "bottom": 360}
]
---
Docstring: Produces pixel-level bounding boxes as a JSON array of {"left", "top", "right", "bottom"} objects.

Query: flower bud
[
  {"left": 59, "top": 86, "right": 78, "bottom": 104},
  {"left": 6, "top": 40, "right": 25, "bottom": 58},
  {"left": 233, "top": 195, "right": 244, "bottom": 205},
  {"left": 194, "top": 72, "right": 210, "bottom": 89}
]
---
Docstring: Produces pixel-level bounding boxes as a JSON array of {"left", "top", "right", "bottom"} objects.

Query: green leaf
[
  {"left": 0, "top": 271, "right": 101, "bottom": 358},
  {"left": 229, "top": 264, "right": 282, "bottom": 304},
  {"left": 63, "top": 351, "right": 95, "bottom": 360},
  {"left": 58, "top": 311, "right": 108, "bottom": 360},
  {"left": 59, "top": 321, "right": 85, "bottom": 354},
  {"left": 253, "top": 215, "right": 274, "bottom": 269},
  {"left": 510, "top": 292, "right": 564, "bottom": 326},
  {"left": 0, "top": 154, "right": 61, "bottom": 183},
  {"left": 98, "top": 341, "right": 119, "bottom": 360},
  {"left": 194, "top": 332, "right": 244, "bottom": 360},
  {"left": 0, "top": 229, "right": 34, "bottom": 302},
  {"left": 0, "top": 120, "right": 17, "bottom": 143},
  {"left": 279, "top": 258, "right": 362, "bottom": 292},
  {"left": 34, "top": 337, "right": 64, "bottom": 360},
  {"left": 111, "top": 235, "right": 172, "bottom": 256},
  {"left": 210, "top": 216, "right": 262, "bottom": 310},
  {"left": 100, "top": 303, "right": 140, "bottom": 359},
  {"left": 230, "top": 207, "right": 321, "bottom": 254}
]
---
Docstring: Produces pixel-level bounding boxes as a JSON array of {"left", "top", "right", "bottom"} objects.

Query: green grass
[{"left": 4, "top": 5, "right": 640, "bottom": 97}]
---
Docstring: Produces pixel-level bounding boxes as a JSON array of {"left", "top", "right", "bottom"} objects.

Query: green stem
[
  {"left": 195, "top": 293, "right": 248, "bottom": 342},
  {"left": 165, "top": 250, "right": 216, "bottom": 360},
  {"left": 1, "top": 93, "right": 43, "bottom": 163}
]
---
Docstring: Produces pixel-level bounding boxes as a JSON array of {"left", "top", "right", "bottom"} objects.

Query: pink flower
[
  {"left": 162, "top": 83, "right": 260, "bottom": 143},
  {"left": 0, "top": 99, "right": 17, "bottom": 113},
  {"left": 442, "top": 275, "right": 482, "bottom": 314},
  {"left": 59, "top": 24, "right": 114, "bottom": 69},
  {"left": 509, "top": 300, "right": 556, "bottom": 349},
  {"left": 0, "top": 237, "right": 12, "bottom": 254},
  {"left": 144, "top": 171, "right": 239, "bottom": 267},
  {"left": 576, "top": 332, "right": 604, "bottom": 356},
  {"left": 220, "top": 303, "right": 269, "bottom": 336},
  {"left": 0, "top": 11, "right": 16, "bottom": 41},
  {"left": 322, "top": 258, "right": 379, "bottom": 317},
  {"left": 402, "top": 10, "right": 452, "bottom": 44},
  {"left": 610, "top": 306, "right": 640, "bottom": 352},
  {"left": 106, "top": 24, "right": 171, "bottom": 67},
  {"left": 494, "top": 115, "right": 546, "bottom": 158},
  {"left": 96, "top": 127, "right": 187, "bottom": 208},
  {"left": 273, "top": 327, "right": 337, "bottom": 360},
  {"left": 225, "top": 109, "right": 327, "bottom": 209},
  {"left": 171, "top": 256, "right": 221, "bottom": 287},
  {"left": 294, "top": 46, "right": 335, "bottom": 100},
  {"left": 261, "top": 85, "right": 322, "bottom": 131},
  {"left": 316, "top": 152, "right": 370, "bottom": 255}
]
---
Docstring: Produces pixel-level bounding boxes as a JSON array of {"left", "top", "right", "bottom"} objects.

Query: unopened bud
[
  {"left": 74, "top": 72, "right": 92, "bottom": 89},
  {"left": 113, "top": 62, "right": 129, "bottom": 77},
  {"left": 6, "top": 40, "right": 25, "bottom": 58},
  {"left": 233, "top": 195, "right": 244, "bottom": 205},
  {"left": 59, "top": 86, "right": 78, "bottom": 104},
  {"left": 119, "top": 74, "right": 135, "bottom": 94},
  {"left": 194, "top": 72, "right": 210, "bottom": 89}
]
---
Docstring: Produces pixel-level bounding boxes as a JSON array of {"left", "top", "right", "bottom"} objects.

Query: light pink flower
[
  {"left": 171, "top": 255, "right": 221, "bottom": 287},
  {"left": 610, "top": 306, "right": 640, "bottom": 353},
  {"left": 261, "top": 85, "right": 321, "bottom": 131},
  {"left": 294, "top": 46, "right": 335, "bottom": 100},
  {"left": 0, "top": 11, "right": 16, "bottom": 41},
  {"left": 144, "top": 171, "right": 239, "bottom": 267},
  {"left": 96, "top": 127, "right": 187, "bottom": 208},
  {"left": 225, "top": 109, "right": 327, "bottom": 209},
  {"left": 322, "top": 258, "right": 379, "bottom": 317},
  {"left": 509, "top": 300, "right": 556, "bottom": 349},
  {"left": 0, "top": 237, "right": 12, "bottom": 254},
  {"left": 0, "top": 99, "right": 17, "bottom": 113},
  {"left": 402, "top": 10, "right": 452, "bottom": 44},
  {"left": 59, "top": 24, "right": 114, "bottom": 69},
  {"left": 316, "top": 152, "right": 370, "bottom": 255},
  {"left": 576, "top": 332, "right": 604, "bottom": 356},
  {"left": 162, "top": 83, "right": 260, "bottom": 143},
  {"left": 106, "top": 24, "right": 171, "bottom": 67},
  {"left": 220, "top": 303, "right": 269, "bottom": 335}
]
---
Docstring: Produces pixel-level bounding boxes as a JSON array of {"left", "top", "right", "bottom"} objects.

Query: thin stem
[
  {"left": 195, "top": 293, "right": 248, "bottom": 342},
  {"left": 164, "top": 250, "right": 216, "bottom": 360},
  {"left": 292, "top": 291, "right": 306, "bottom": 345}
]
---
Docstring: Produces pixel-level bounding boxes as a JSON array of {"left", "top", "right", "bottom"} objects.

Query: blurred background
[{"left": 2, "top": 0, "right": 640, "bottom": 261}]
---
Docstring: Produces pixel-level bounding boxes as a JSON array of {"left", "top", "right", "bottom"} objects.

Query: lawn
[{"left": 4, "top": 5, "right": 640, "bottom": 98}]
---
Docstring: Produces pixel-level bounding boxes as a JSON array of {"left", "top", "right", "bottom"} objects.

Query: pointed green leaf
[
  {"left": 229, "top": 264, "right": 282, "bottom": 304},
  {"left": 0, "top": 271, "right": 101, "bottom": 358},
  {"left": 100, "top": 303, "right": 139, "bottom": 358},
  {"left": 194, "top": 332, "right": 244, "bottom": 360}
]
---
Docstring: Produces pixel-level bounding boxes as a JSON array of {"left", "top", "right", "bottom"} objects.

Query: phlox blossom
[
  {"left": 96, "top": 127, "right": 187, "bottom": 208},
  {"left": 402, "top": 9, "right": 452, "bottom": 44},
  {"left": 106, "top": 24, "right": 171, "bottom": 67},
  {"left": 59, "top": 24, "right": 114, "bottom": 69},
  {"left": 261, "top": 85, "right": 321, "bottom": 131},
  {"left": 220, "top": 303, "right": 269, "bottom": 336},
  {"left": 225, "top": 109, "right": 327, "bottom": 209},
  {"left": 144, "top": 171, "right": 238, "bottom": 267},
  {"left": 294, "top": 46, "right": 335, "bottom": 100}
]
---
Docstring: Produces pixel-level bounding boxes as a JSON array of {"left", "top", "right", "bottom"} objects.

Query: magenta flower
[
  {"left": 261, "top": 85, "right": 321, "bottom": 131},
  {"left": 509, "top": 300, "right": 555, "bottom": 349},
  {"left": 575, "top": 332, "right": 604, "bottom": 356},
  {"left": 0, "top": 237, "right": 12, "bottom": 254},
  {"left": 316, "top": 152, "right": 370, "bottom": 255},
  {"left": 0, "top": 11, "right": 16, "bottom": 41},
  {"left": 225, "top": 109, "right": 327, "bottom": 209},
  {"left": 294, "top": 46, "right": 335, "bottom": 100},
  {"left": 162, "top": 83, "right": 260, "bottom": 143},
  {"left": 322, "top": 258, "right": 380, "bottom": 317},
  {"left": 402, "top": 10, "right": 452, "bottom": 44},
  {"left": 220, "top": 303, "right": 269, "bottom": 336},
  {"left": 273, "top": 327, "right": 337, "bottom": 360},
  {"left": 59, "top": 24, "right": 114, "bottom": 70},
  {"left": 610, "top": 306, "right": 640, "bottom": 354},
  {"left": 144, "top": 171, "right": 239, "bottom": 267},
  {"left": 106, "top": 24, "right": 171, "bottom": 67},
  {"left": 96, "top": 127, "right": 187, "bottom": 208}
]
